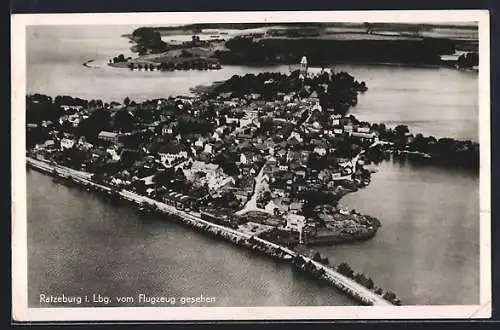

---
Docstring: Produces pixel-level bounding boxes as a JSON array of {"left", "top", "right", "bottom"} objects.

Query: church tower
[{"left": 299, "top": 56, "right": 308, "bottom": 79}]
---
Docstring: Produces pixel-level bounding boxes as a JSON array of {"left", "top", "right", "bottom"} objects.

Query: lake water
[
  {"left": 319, "top": 161, "right": 479, "bottom": 305},
  {"left": 25, "top": 25, "right": 480, "bottom": 306}
]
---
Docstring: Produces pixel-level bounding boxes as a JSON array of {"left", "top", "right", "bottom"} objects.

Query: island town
[{"left": 26, "top": 54, "right": 479, "bottom": 306}]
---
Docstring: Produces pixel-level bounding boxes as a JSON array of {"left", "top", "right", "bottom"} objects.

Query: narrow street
[{"left": 235, "top": 165, "right": 270, "bottom": 216}]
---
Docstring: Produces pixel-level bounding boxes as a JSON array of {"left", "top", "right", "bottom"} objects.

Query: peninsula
[{"left": 106, "top": 23, "right": 478, "bottom": 72}]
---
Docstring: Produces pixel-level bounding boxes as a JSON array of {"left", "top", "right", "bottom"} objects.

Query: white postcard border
[{"left": 11, "top": 10, "right": 491, "bottom": 321}]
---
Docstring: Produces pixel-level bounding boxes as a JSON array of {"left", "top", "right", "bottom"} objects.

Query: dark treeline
[
  {"left": 132, "top": 24, "right": 326, "bottom": 37},
  {"left": 26, "top": 94, "right": 88, "bottom": 124},
  {"left": 134, "top": 23, "right": 476, "bottom": 34},
  {"left": 216, "top": 37, "right": 455, "bottom": 66},
  {"left": 126, "top": 58, "right": 220, "bottom": 71},
  {"left": 368, "top": 123, "right": 479, "bottom": 171},
  {"left": 131, "top": 27, "right": 169, "bottom": 55},
  {"left": 457, "top": 52, "right": 479, "bottom": 68},
  {"left": 152, "top": 23, "right": 327, "bottom": 32}
]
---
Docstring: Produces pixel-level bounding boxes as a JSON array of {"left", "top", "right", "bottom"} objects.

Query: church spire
[{"left": 300, "top": 56, "right": 308, "bottom": 77}]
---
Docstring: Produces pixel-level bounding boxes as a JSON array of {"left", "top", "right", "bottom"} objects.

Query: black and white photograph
[{"left": 11, "top": 10, "right": 491, "bottom": 321}]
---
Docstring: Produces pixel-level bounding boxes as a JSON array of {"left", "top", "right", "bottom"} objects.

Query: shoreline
[
  {"left": 82, "top": 59, "right": 98, "bottom": 68},
  {"left": 26, "top": 156, "right": 400, "bottom": 306},
  {"left": 100, "top": 58, "right": 475, "bottom": 72}
]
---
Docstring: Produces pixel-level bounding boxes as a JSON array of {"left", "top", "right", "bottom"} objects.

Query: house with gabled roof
[
  {"left": 157, "top": 141, "right": 188, "bottom": 163},
  {"left": 98, "top": 131, "right": 120, "bottom": 143}
]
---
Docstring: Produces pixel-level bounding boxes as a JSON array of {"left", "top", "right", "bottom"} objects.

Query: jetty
[{"left": 26, "top": 156, "right": 396, "bottom": 306}]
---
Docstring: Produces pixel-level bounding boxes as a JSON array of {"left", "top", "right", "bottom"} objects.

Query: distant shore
[{"left": 107, "top": 25, "right": 479, "bottom": 73}]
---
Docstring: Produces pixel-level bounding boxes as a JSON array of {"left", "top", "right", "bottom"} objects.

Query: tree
[
  {"left": 312, "top": 252, "right": 322, "bottom": 262},
  {"left": 394, "top": 125, "right": 409, "bottom": 137},
  {"left": 175, "top": 168, "right": 186, "bottom": 180},
  {"left": 457, "top": 52, "right": 479, "bottom": 68},
  {"left": 360, "top": 169, "right": 371, "bottom": 180},
  {"left": 132, "top": 180, "right": 147, "bottom": 195},
  {"left": 366, "top": 277, "right": 374, "bottom": 290},
  {"left": 337, "top": 262, "right": 354, "bottom": 278},
  {"left": 124, "top": 97, "right": 130, "bottom": 106},
  {"left": 75, "top": 109, "right": 112, "bottom": 143},
  {"left": 383, "top": 291, "right": 397, "bottom": 301},
  {"left": 214, "top": 153, "right": 239, "bottom": 176},
  {"left": 364, "top": 22, "right": 374, "bottom": 34},
  {"left": 200, "top": 183, "right": 210, "bottom": 197},
  {"left": 152, "top": 167, "right": 175, "bottom": 187},
  {"left": 112, "top": 109, "right": 135, "bottom": 131}
]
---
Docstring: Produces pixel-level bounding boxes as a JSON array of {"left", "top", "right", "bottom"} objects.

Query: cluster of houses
[
  {"left": 183, "top": 160, "right": 235, "bottom": 195},
  {"left": 28, "top": 81, "right": 380, "bottom": 238}
]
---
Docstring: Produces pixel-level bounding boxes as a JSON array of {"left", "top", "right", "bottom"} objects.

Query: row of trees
[
  {"left": 128, "top": 63, "right": 157, "bottom": 71},
  {"left": 336, "top": 261, "right": 401, "bottom": 305},
  {"left": 127, "top": 60, "right": 220, "bottom": 72},
  {"left": 109, "top": 54, "right": 128, "bottom": 64},
  {"left": 292, "top": 255, "right": 327, "bottom": 279},
  {"left": 337, "top": 262, "right": 375, "bottom": 290}
]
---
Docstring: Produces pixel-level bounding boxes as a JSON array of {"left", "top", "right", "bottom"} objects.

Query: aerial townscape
[{"left": 25, "top": 22, "right": 480, "bottom": 307}]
